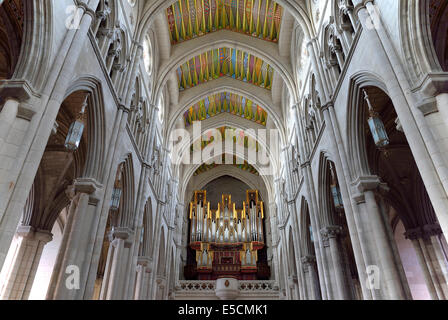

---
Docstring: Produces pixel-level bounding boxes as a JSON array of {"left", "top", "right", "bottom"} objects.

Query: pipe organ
[{"left": 186, "top": 190, "right": 270, "bottom": 280}]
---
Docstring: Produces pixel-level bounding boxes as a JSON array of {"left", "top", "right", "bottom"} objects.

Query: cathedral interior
[{"left": 0, "top": 0, "right": 448, "bottom": 300}]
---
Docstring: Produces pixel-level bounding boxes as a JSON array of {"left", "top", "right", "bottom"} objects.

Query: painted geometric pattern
[
  {"left": 177, "top": 48, "right": 274, "bottom": 91},
  {"left": 193, "top": 155, "right": 260, "bottom": 176},
  {"left": 183, "top": 92, "right": 268, "bottom": 127},
  {"left": 166, "top": 0, "right": 283, "bottom": 45},
  {"left": 190, "top": 127, "right": 261, "bottom": 153}
]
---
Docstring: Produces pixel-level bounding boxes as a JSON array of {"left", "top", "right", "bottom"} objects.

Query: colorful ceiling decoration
[
  {"left": 166, "top": 0, "right": 283, "bottom": 45},
  {"left": 183, "top": 92, "right": 268, "bottom": 127},
  {"left": 193, "top": 155, "right": 260, "bottom": 176},
  {"left": 177, "top": 48, "right": 274, "bottom": 91},
  {"left": 190, "top": 126, "right": 261, "bottom": 153}
]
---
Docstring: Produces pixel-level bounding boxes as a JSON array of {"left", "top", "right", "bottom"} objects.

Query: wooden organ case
[{"left": 184, "top": 190, "right": 270, "bottom": 280}]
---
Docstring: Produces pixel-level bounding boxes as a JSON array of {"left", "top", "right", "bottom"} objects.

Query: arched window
[
  {"left": 158, "top": 95, "right": 164, "bottom": 124},
  {"left": 143, "top": 35, "right": 152, "bottom": 75}
]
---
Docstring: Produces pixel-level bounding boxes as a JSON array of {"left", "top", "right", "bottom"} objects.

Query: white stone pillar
[
  {"left": 48, "top": 179, "right": 102, "bottom": 300},
  {"left": 321, "top": 226, "right": 350, "bottom": 299},
  {"left": 357, "top": 0, "right": 448, "bottom": 251},
  {"left": 406, "top": 226, "right": 448, "bottom": 300},
  {"left": 0, "top": 226, "right": 52, "bottom": 300},
  {"left": 301, "top": 256, "right": 320, "bottom": 300},
  {"left": 0, "top": 99, "right": 19, "bottom": 151},
  {"left": 100, "top": 227, "right": 133, "bottom": 300},
  {"left": 354, "top": 177, "right": 410, "bottom": 299},
  {"left": 0, "top": 2, "right": 99, "bottom": 272}
]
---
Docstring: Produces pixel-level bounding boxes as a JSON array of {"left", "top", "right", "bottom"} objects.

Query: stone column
[
  {"left": 100, "top": 227, "right": 133, "bottom": 300},
  {"left": 301, "top": 255, "right": 320, "bottom": 300},
  {"left": 292, "top": 103, "right": 329, "bottom": 299},
  {"left": 288, "top": 276, "right": 299, "bottom": 300},
  {"left": 323, "top": 103, "right": 372, "bottom": 299},
  {"left": 354, "top": 176, "right": 410, "bottom": 299},
  {"left": 321, "top": 225, "right": 350, "bottom": 299},
  {"left": 0, "top": 1, "right": 99, "bottom": 272},
  {"left": 406, "top": 226, "right": 448, "bottom": 300},
  {"left": 134, "top": 257, "right": 152, "bottom": 300},
  {"left": 355, "top": 0, "right": 448, "bottom": 251},
  {"left": 0, "top": 226, "right": 52, "bottom": 300},
  {"left": 155, "top": 276, "right": 167, "bottom": 300},
  {"left": 0, "top": 82, "right": 34, "bottom": 268},
  {"left": 47, "top": 178, "right": 102, "bottom": 300}
]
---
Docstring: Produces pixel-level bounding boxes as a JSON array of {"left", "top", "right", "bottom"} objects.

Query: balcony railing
[
  {"left": 239, "top": 280, "right": 277, "bottom": 292},
  {"left": 176, "top": 281, "right": 215, "bottom": 292}
]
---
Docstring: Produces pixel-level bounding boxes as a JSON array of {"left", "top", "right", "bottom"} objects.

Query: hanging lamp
[
  {"left": 65, "top": 94, "right": 89, "bottom": 151},
  {"left": 329, "top": 162, "right": 344, "bottom": 210},
  {"left": 363, "top": 90, "right": 390, "bottom": 148},
  {"left": 110, "top": 187, "right": 122, "bottom": 212}
]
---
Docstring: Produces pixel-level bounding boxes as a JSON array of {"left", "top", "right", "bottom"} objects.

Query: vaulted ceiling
[
  {"left": 176, "top": 48, "right": 275, "bottom": 91},
  {"left": 183, "top": 91, "right": 268, "bottom": 127},
  {"left": 194, "top": 155, "right": 260, "bottom": 176},
  {"left": 145, "top": 0, "right": 299, "bottom": 186},
  {"left": 166, "top": 0, "right": 284, "bottom": 45}
]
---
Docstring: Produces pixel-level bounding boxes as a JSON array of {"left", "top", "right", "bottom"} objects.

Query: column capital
[
  {"left": 109, "top": 227, "right": 134, "bottom": 241},
  {"left": 404, "top": 227, "right": 423, "bottom": 241},
  {"left": 0, "top": 80, "right": 35, "bottom": 102},
  {"left": 320, "top": 101, "right": 334, "bottom": 112},
  {"left": 414, "top": 72, "right": 448, "bottom": 99},
  {"left": 156, "top": 276, "right": 167, "bottom": 287},
  {"left": 404, "top": 224, "right": 443, "bottom": 240},
  {"left": 423, "top": 223, "right": 443, "bottom": 238},
  {"left": 301, "top": 255, "right": 316, "bottom": 265},
  {"left": 416, "top": 97, "right": 438, "bottom": 117},
  {"left": 320, "top": 225, "right": 343, "bottom": 239},
  {"left": 137, "top": 256, "right": 153, "bottom": 272},
  {"left": 73, "top": 178, "right": 102, "bottom": 195},
  {"left": 16, "top": 226, "right": 53, "bottom": 243},
  {"left": 352, "top": 175, "right": 389, "bottom": 193}
]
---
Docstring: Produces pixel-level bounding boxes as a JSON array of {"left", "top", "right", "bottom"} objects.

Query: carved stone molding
[
  {"left": 109, "top": 227, "right": 134, "bottom": 243},
  {"left": 320, "top": 225, "right": 343, "bottom": 239},
  {"left": 352, "top": 175, "right": 388, "bottom": 194},
  {"left": 0, "top": 80, "right": 35, "bottom": 101},
  {"left": 16, "top": 225, "right": 53, "bottom": 243}
]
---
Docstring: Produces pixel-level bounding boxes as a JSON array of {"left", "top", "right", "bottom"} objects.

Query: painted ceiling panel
[
  {"left": 193, "top": 155, "right": 260, "bottom": 176},
  {"left": 190, "top": 126, "right": 261, "bottom": 153},
  {"left": 177, "top": 48, "right": 274, "bottom": 91},
  {"left": 183, "top": 91, "right": 268, "bottom": 127},
  {"left": 166, "top": 0, "right": 283, "bottom": 45}
]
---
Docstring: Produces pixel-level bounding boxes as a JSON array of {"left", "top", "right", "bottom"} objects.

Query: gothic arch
[
  {"left": 346, "top": 71, "right": 389, "bottom": 180},
  {"left": 317, "top": 152, "right": 337, "bottom": 228},
  {"left": 298, "top": 197, "right": 314, "bottom": 256},
  {"left": 64, "top": 76, "right": 107, "bottom": 182},
  {"left": 139, "top": 197, "right": 154, "bottom": 257},
  {"left": 153, "top": 33, "right": 298, "bottom": 105},
  {"left": 399, "top": 0, "right": 447, "bottom": 84},
  {"left": 116, "top": 154, "right": 136, "bottom": 229},
  {"left": 157, "top": 226, "right": 167, "bottom": 276},
  {"left": 167, "top": 80, "right": 282, "bottom": 132},
  {"left": 0, "top": 0, "right": 53, "bottom": 90}
]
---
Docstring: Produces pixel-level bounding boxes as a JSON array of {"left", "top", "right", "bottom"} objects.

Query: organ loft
[{"left": 185, "top": 190, "right": 270, "bottom": 280}]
